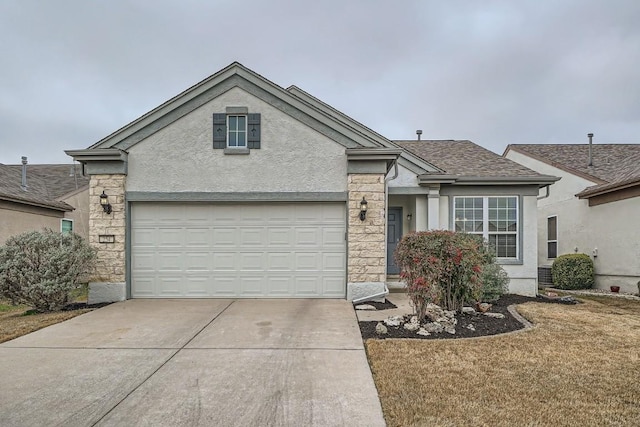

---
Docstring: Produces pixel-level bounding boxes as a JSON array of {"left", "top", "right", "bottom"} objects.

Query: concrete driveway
[{"left": 0, "top": 299, "right": 385, "bottom": 427}]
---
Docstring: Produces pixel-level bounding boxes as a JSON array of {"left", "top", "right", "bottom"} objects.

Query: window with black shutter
[{"left": 212, "top": 109, "right": 261, "bottom": 151}]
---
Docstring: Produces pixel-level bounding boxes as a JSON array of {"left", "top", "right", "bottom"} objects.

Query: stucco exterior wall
[
  {"left": 60, "top": 187, "right": 90, "bottom": 240},
  {"left": 506, "top": 150, "right": 639, "bottom": 293},
  {"left": 387, "top": 164, "right": 419, "bottom": 187},
  {"left": 0, "top": 201, "right": 63, "bottom": 244},
  {"left": 501, "top": 195, "right": 538, "bottom": 296},
  {"left": 126, "top": 87, "right": 347, "bottom": 193}
]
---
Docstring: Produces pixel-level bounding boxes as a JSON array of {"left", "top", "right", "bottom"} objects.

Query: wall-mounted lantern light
[
  {"left": 359, "top": 197, "right": 368, "bottom": 221},
  {"left": 100, "top": 191, "right": 112, "bottom": 214},
  {"left": 407, "top": 213, "right": 412, "bottom": 221}
]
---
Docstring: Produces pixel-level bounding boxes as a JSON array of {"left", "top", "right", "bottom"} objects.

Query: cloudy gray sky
[{"left": 1, "top": 0, "right": 639, "bottom": 165}]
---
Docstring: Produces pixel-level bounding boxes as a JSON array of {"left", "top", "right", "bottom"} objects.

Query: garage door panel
[
  {"left": 132, "top": 203, "right": 346, "bottom": 298},
  {"left": 240, "top": 228, "right": 264, "bottom": 246},
  {"left": 185, "top": 252, "right": 209, "bottom": 271},
  {"left": 295, "top": 253, "right": 320, "bottom": 270},
  {"left": 323, "top": 253, "right": 346, "bottom": 270},
  {"left": 267, "top": 276, "right": 293, "bottom": 295},
  {"left": 212, "top": 228, "right": 237, "bottom": 246},
  {"left": 267, "top": 252, "right": 293, "bottom": 270},
  {"left": 239, "top": 252, "right": 264, "bottom": 270},
  {"left": 240, "top": 276, "right": 264, "bottom": 296},
  {"left": 212, "top": 253, "right": 236, "bottom": 270},
  {"left": 158, "top": 228, "right": 183, "bottom": 247},
  {"left": 267, "top": 228, "right": 292, "bottom": 246},
  {"left": 295, "top": 228, "right": 320, "bottom": 246}
]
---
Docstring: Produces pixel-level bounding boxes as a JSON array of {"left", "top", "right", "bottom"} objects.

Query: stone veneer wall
[
  {"left": 89, "top": 174, "right": 126, "bottom": 283},
  {"left": 347, "top": 173, "right": 386, "bottom": 283}
]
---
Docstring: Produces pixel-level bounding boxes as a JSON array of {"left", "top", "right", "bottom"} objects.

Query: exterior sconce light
[
  {"left": 407, "top": 213, "right": 412, "bottom": 221},
  {"left": 359, "top": 197, "right": 368, "bottom": 221},
  {"left": 99, "top": 190, "right": 112, "bottom": 214}
]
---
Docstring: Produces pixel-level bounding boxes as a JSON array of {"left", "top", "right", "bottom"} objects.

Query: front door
[{"left": 387, "top": 207, "right": 402, "bottom": 275}]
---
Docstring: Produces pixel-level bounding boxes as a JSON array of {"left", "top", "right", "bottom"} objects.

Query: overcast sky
[{"left": 1, "top": 0, "right": 639, "bottom": 165}]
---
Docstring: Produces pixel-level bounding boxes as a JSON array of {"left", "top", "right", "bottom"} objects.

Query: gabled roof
[
  {"left": 81, "top": 62, "right": 436, "bottom": 176},
  {"left": 504, "top": 143, "right": 640, "bottom": 197},
  {"left": 0, "top": 163, "right": 88, "bottom": 211},
  {"left": 397, "top": 140, "right": 558, "bottom": 185}
]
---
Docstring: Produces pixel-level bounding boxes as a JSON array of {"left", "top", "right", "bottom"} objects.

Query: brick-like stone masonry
[
  {"left": 347, "top": 173, "right": 386, "bottom": 283},
  {"left": 89, "top": 174, "right": 126, "bottom": 283}
]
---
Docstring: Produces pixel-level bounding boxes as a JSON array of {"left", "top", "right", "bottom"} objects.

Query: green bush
[
  {"left": 395, "top": 230, "right": 493, "bottom": 317},
  {"left": 551, "top": 253, "right": 594, "bottom": 290},
  {"left": 480, "top": 263, "right": 510, "bottom": 302},
  {"left": 0, "top": 229, "right": 96, "bottom": 312}
]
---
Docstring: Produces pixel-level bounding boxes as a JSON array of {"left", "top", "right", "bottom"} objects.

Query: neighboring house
[
  {"left": 0, "top": 161, "right": 89, "bottom": 244},
  {"left": 504, "top": 142, "right": 640, "bottom": 293},
  {"left": 66, "top": 62, "right": 558, "bottom": 303}
]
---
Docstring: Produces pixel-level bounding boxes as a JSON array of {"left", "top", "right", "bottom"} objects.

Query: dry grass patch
[
  {"left": 366, "top": 297, "right": 640, "bottom": 427},
  {"left": 0, "top": 285, "right": 91, "bottom": 343},
  {"left": 0, "top": 308, "right": 91, "bottom": 343}
]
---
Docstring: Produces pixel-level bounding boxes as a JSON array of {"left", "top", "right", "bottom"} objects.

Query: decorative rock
[
  {"left": 375, "top": 322, "right": 388, "bottom": 335},
  {"left": 443, "top": 310, "right": 456, "bottom": 319},
  {"left": 416, "top": 328, "right": 431, "bottom": 336},
  {"left": 425, "top": 303, "right": 446, "bottom": 322},
  {"left": 384, "top": 315, "right": 404, "bottom": 327},
  {"left": 466, "top": 324, "right": 476, "bottom": 331},
  {"left": 483, "top": 312, "right": 505, "bottom": 319},
  {"left": 476, "top": 302, "right": 492, "bottom": 313},
  {"left": 355, "top": 304, "right": 376, "bottom": 311},
  {"left": 444, "top": 325, "right": 456, "bottom": 334},
  {"left": 559, "top": 296, "right": 579, "bottom": 304},
  {"left": 423, "top": 322, "right": 444, "bottom": 334},
  {"left": 404, "top": 322, "right": 420, "bottom": 332},
  {"left": 462, "top": 306, "right": 477, "bottom": 315}
]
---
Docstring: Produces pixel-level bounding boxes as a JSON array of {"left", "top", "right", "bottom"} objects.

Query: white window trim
[
  {"left": 226, "top": 114, "right": 248, "bottom": 148},
  {"left": 547, "top": 215, "right": 558, "bottom": 259},
  {"left": 453, "top": 196, "right": 520, "bottom": 260},
  {"left": 61, "top": 218, "right": 74, "bottom": 234}
]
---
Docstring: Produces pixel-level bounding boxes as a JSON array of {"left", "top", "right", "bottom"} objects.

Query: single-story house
[
  {"left": 66, "top": 62, "right": 558, "bottom": 303},
  {"left": 0, "top": 160, "right": 89, "bottom": 244},
  {"left": 504, "top": 141, "right": 640, "bottom": 293}
]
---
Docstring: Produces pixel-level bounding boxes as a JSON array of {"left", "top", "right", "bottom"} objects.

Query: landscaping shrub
[
  {"left": 480, "top": 263, "right": 510, "bottom": 302},
  {"left": 0, "top": 229, "right": 96, "bottom": 312},
  {"left": 551, "top": 253, "right": 594, "bottom": 290},
  {"left": 395, "top": 230, "right": 492, "bottom": 317}
]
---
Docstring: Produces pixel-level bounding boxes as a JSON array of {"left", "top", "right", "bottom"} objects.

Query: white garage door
[{"left": 131, "top": 202, "right": 346, "bottom": 298}]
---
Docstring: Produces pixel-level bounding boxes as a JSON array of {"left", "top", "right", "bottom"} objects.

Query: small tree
[
  {"left": 395, "top": 230, "right": 492, "bottom": 318},
  {"left": 0, "top": 229, "right": 96, "bottom": 312}
]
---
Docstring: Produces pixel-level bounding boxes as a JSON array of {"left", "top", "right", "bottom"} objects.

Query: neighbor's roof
[
  {"left": 505, "top": 144, "right": 640, "bottom": 197},
  {"left": 0, "top": 163, "right": 88, "bottom": 211},
  {"left": 396, "top": 140, "right": 549, "bottom": 178}
]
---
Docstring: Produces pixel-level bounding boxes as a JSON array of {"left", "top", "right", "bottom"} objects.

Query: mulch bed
[
  {"left": 359, "top": 294, "right": 579, "bottom": 340},
  {"left": 356, "top": 299, "right": 397, "bottom": 310}
]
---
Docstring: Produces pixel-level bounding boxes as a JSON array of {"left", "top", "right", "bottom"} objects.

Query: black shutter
[
  {"left": 247, "top": 113, "right": 261, "bottom": 149},
  {"left": 213, "top": 113, "right": 226, "bottom": 149}
]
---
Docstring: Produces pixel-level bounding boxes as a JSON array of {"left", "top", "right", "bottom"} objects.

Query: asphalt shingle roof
[
  {"left": 0, "top": 163, "right": 88, "bottom": 211},
  {"left": 396, "top": 140, "right": 546, "bottom": 178},
  {"left": 506, "top": 144, "right": 640, "bottom": 196}
]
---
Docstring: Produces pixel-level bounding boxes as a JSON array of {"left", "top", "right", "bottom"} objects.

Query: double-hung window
[
  {"left": 227, "top": 115, "right": 247, "bottom": 148},
  {"left": 454, "top": 196, "right": 519, "bottom": 259}
]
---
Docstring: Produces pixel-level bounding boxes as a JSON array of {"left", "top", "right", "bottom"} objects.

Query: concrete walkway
[{"left": 0, "top": 299, "right": 385, "bottom": 427}]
